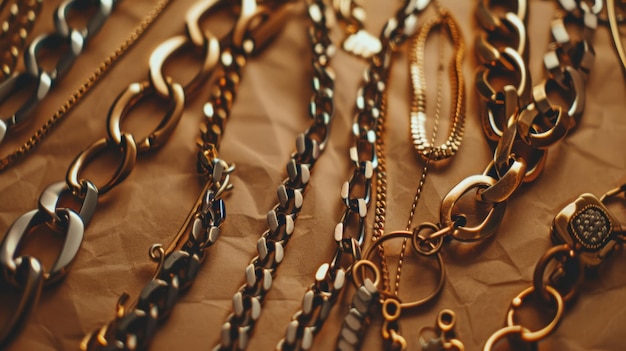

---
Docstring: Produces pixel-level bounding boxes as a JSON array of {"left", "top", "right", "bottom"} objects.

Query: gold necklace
[
  {"left": 337, "top": 4, "right": 466, "bottom": 350},
  {"left": 370, "top": 7, "right": 465, "bottom": 349}
]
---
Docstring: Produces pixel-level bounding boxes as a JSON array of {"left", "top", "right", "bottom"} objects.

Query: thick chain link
[
  {"left": 0, "top": 0, "right": 173, "bottom": 172},
  {"left": 78, "top": 1, "right": 293, "bottom": 350},
  {"left": 214, "top": 1, "right": 335, "bottom": 349},
  {"left": 0, "top": 0, "right": 43, "bottom": 81},
  {"left": 0, "top": 0, "right": 180, "bottom": 346},
  {"left": 0, "top": 0, "right": 120, "bottom": 145},
  {"left": 275, "top": 1, "right": 431, "bottom": 350},
  {"left": 413, "top": 0, "right": 598, "bottom": 251}
]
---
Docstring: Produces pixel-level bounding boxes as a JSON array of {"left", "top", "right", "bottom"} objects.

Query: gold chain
[
  {"left": 374, "top": 7, "right": 465, "bottom": 296},
  {"left": 0, "top": 0, "right": 172, "bottom": 171}
]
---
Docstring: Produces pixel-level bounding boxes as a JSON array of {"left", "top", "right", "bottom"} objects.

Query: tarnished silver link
[
  {"left": 80, "top": 1, "right": 293, "bottom": 350},
  {"left": 215, "top": 1, "right": 335, "bottom": 349},
  {"left": 336, "top": 278, "right": 379, "bottom": 351},
  {"left": 0, "top": 0, "right": 117, "bottom": 145},
  {"left": 0, "top": 256, "right": 43, "bottom": 348},
  {"left": 276, "top": 1, "right": 431, "bottom": 350}
]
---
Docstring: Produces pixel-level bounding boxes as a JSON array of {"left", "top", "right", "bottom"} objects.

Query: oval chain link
[
  {"left": 0, "top": 0, "right": 119, "bottom": 145},
  {"left": 437, "top": 0, "right": 598, "bottom": 244},
  {"left": 0, "top": 0, "right": 177, "bottom": 346},
  {"left": 0, "top": 0, "right": 224, "bottom": 347},
  {"left": 476, "top": 0, "right": 603, "bottom": 349},
  {"left": 79, "top": 0, "right": 294, "bottom": 349},
  {"left": 214, "top": 1, "right": 335, "bottom": 350},
  {"left": 275, "top": 1, "right": 431, "bottom": 350}
]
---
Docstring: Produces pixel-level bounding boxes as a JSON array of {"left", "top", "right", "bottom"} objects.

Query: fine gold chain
[
  {"left": 0, "top": 0, "right": 172, "bottom": 171},
  {"left": 374, "top": 8, "right": 465, "bottom": 297}
]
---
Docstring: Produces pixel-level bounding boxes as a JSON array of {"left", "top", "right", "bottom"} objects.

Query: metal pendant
[{"left": 551, "top": 193, "right": 621, "bottom": 267}]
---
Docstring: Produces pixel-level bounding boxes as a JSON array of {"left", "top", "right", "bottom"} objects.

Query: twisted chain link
[
  {"left": 465, "top": 0, "right": 602, "bottom": 347},
  {"left": 275, "top": 1, "right": 431, "bottom": 349},
  {"left": 215, "top": 1, "right": 336, "bottom": 349}
]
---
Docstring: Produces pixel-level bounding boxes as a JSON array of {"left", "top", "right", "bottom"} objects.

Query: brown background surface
[{"left": 0, "top": 0, "right": 625, "bottom": 350}]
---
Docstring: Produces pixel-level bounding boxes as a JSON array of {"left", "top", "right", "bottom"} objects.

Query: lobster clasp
[
  {"left": 232, "top": 0, "right": 294, "bottom": 54},
  {"left": 551, "top": 185, "right": 625, "bottom": 267}
]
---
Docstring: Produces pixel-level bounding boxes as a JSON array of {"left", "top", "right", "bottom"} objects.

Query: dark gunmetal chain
[
  {"left": 214, "top": 0, "right": 336, "bottom": 349},
  {"left": 276, "top": 0, "right": 431, "bottom": 349}
]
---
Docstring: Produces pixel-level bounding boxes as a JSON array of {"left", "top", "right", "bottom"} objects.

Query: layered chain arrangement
[
  {"left": 214, "top": 1, "right": 336, "bottom": 349},
  {"left": 81, "top": 1, "right": 292, "bottom": 349},
  {"left": 0, "top": 0, "right": 119, "bottom": 145},
  {"left": 0, "top": 0, "right": 624, "bottom": 350},
  {"left": 276, "top": 1, "right": 434, "bottom": 349}
]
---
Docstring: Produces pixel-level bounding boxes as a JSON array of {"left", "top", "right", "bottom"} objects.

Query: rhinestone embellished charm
[{"left": 552, "top": 194, "right": 621, "bottom": 267}]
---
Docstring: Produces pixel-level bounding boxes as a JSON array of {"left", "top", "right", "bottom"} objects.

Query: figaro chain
[
  {"left": 0, "top": 0, "right": 120, "bottom": 146},
  {"left": 78, "top": 0, "right": 293, "bottom": 350},
  {"left": 275, "top": 1, "right": 431, "bottom": 350},
  {"left": 214, "top": 1, "right": 336, "bottom": 349}
]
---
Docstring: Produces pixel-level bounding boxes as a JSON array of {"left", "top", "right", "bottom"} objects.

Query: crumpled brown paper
[{"left": 1, "top": 0, "right": 625, "bottom": 350}]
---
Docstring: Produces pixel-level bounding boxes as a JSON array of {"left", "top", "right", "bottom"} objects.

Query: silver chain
[
  {"left": 214, "top": 0, "right": 336, "bottom": 349},
  {"left": 0, "top": 0, "right": 119, "bottom": 145},
  {"left": 275, "top": 1, "right": 431, "bottom": 350}
]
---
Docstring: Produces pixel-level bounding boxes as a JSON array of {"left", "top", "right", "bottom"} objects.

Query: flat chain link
[
  {"left": 0, "top": 0, "right": 43, "bottom": 81},
  {"left": 0, "top": 0, "right": 120, "bottom": 145},
  {"left": 214, "top": 1, "right": 336, "bottom": 350},
  {"left": 79, "top": 1, "right": 294, "bottom": 350},
  {"left": 275, "top": 1, "right": 431, "bottom": 350},
  {"left": 0, "top": 0, "right": 173, "bottom": 172}
]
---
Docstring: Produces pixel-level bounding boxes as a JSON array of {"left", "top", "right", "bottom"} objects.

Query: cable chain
[
  {"left": 0, "top": 0, "right": 43, "bottom": 82},
  {"left": 214, "top": 1, "right": 335, "bottom": 350},
  {"left": 0, "top": 0, "right": 120, "bottom": 145},
  {"left": 78, "top": 1, "right": 294, "bottom": 350},
  {"left": 275, "top": 1, "right": 430, "bottom": 350}
]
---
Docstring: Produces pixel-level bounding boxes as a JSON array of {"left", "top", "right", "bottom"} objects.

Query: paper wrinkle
[{"left": 0, "top": 0, "right": 625, "bottom": 350}]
